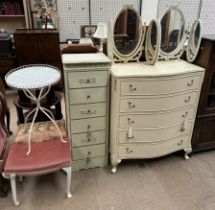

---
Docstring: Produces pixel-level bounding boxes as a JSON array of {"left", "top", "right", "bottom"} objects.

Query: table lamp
[{"left": 93, "top": 22, "right": 108, "bottom": 52}]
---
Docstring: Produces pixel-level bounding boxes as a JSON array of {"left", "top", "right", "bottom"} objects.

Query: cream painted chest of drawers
[
  {"left": 110, "top": 60, "right": 205, "bottom": 173},
  {"left": 62, "top": 53, "right": 111, "bottom": 171}
]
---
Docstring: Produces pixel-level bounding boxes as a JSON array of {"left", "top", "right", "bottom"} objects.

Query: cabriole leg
[{"left": 62, "top": 166, "right": 72, "bottom": 198}]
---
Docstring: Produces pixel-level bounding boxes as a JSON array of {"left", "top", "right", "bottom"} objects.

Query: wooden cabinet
[
  {"left": 62, "top": 53, "right": 111, "bottom": 171},
  {"left": 0, "top": 0, "right": 29, "bottom": 33},
  {"left": 192, "top": 35, "right": 215, "bottom": 151},
  {"left": 110, "top": 60, "right": 205, "bottom": 173}
]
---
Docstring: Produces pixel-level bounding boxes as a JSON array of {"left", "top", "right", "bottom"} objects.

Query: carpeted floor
[{"left": 1, "top": 92, "right": 215, "bottom": 210}]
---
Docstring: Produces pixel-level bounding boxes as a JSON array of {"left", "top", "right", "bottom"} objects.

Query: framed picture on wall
[
  {"left": 30, "top": 0, "right": 57, "bottom": 12},
  {"left": 80, "top": 25, "right": 97, "bottom": 38}
]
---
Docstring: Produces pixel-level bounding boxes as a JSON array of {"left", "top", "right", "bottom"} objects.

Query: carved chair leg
[
  {"left": 10, "top": 174, "right": 20, "bottom": 206},
  {"left": 6, "top": 108, "right": 12, "bottom": 135},
  {"left": 62, "top": 166, "right": 72, "bottom": 198}
]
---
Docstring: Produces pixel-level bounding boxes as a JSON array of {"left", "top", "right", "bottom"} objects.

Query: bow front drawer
[
  {"left": 120, "top": 76, "right": 202, "bottom": 96},
  {"left": 119, "top": 107, "right": 194, "bottom": 128},
  {"left": 68, "top": 71, "right": 108, "bottom": 88},
  {"left": 120, "top": 92, "right": 198, "bottom": 112},
  {"left": 119, "top": 136, "right": 189, "bottom": 158}
]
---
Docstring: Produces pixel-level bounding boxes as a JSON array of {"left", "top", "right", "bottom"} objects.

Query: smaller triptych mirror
[
  {"left": 186, "top": 20, "right": 202, "bottom": 62},
  {"left": 145, "top": 20, "right": 161, "bottom": 65}
]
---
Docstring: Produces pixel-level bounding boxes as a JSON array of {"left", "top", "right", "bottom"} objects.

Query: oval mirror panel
[
  {"left": 113, "top": 8, "right": 142, "bottom": 55},
  {"left": 145, "top": 20, "right": 160, "bottom": 64},
  {"left": 186, "top": 20, "right": 202, "bottom": 63},
  {"left": 160, "top": 8, "right": 185, "bottom": 54}
]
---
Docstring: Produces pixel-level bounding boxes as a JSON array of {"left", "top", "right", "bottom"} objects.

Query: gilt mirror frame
[
  {"left": 159, "top": 6, "right": 187, "bottom": 61},
  {"left": 145, "top": 19, "right": 161, "bottom": 65},
  {"left": 110, "top": 5, "right": 146, "bottom": 63},
  {"left": 186, "top": 19, "right": 202, "bottom": 63}
]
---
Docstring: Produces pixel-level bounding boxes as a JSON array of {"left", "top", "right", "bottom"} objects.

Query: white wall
[{"left": 141, "top": 0, "right": 159, "bottom": 25}]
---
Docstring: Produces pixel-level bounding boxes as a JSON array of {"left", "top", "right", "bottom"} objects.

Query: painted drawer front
[
  {"left": 118, "top": 121, "right": 192, "bottom": 143},
  {"left": 70, "top": 103, "right": 106, "bottom": 120},
  {"left": 68, "top": 71, "right": 108, "bottom": 88},
  {"left": 119, "top": 107, "right": 194, "bottom": 128},
  {"left": 120, "top": 92, "right": 198, "bottom": 112},
  {"left": 120, "top": 76, "right": 201, "bottom": 96},
  {"left": 71, "top": 117, "right": 106, "bottom": 134},
  {"left": 72, "top": 130, "right": 106, "bottom": 147},
  {"left": 72, "top": 144, "right": 106, "bottom": 160},
  {"left": 118, "top": 136, "right": 189, "bottom": 158},
  {"left": 69, "top": 87, "right": 107, "bottom": 104},
  {"left": 72, "top": 156, "right": 107, "bottom": 171}
]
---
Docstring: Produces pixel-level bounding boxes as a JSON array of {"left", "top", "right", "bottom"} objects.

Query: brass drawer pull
[
  {"left": 187, "top": 80, "right": 194, "bottom": 87},
  {"left": 128, "top": 118, "right": 135, "bottom": 124},
  {"left": 126, "top": 148, "right": 133, "bottom": 154},
  {"left": 80, "top": 109, "right": 97, "bottom": 115},
  {"left": 86, "top": 157, "right": 91, "bottom": 164},
  {"left": 129, "top": 84, "right": 137, "bottom": 91},
  {"left": 177, "top": 140, "right": 184, "bottom": 146},
  {"left": 79, "top": 78, "right": 96, "bottom": 84},
  {"left": 128, "top": 102, "right": 136, "bottom": 109},
  {"left": 184, "top": 96, "right": 191, "bottom": 103},
  {"left": 182, "top": 111, "right": 188, "bottom": 118}
]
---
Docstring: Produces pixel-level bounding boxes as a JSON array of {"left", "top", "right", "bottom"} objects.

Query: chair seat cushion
[
  {"left": 15, "top": 120, "right": 67, "bottom": 143},
  {"left": 4, "top": 138, "right": 71, "bottom": 176}
]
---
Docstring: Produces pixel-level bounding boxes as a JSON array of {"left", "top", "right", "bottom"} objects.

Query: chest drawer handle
[
  {"left": 128, "top": 102, "right": 136, "bottom": 109},
  {"left": 177, "top": 140, "right": 184, "bottom": 146},
  {"left": 79, "top": 78, "right": 96, "bottom": 84},
  {"left": 81, "top": 109, "right": 97, "bottom": 115},
  {"left": 86, "top": 95, "right": 91, "bottom": 99},
  {"left": 187, "top": 80, "right": 194, "bottom": 87},
  {"left": 126, "top": 148, "right": 133, "bottom": 154},
  {"left": 182, "top": 111, "right": 188, "bottom": 118},
  {"left": 87, "top": 125, "right": 91, "bottom": 130},
  {"left": 129, "top": 84, "right": 137, "bottom": 91},
  {"left": 88, "top": 151, "right": 91, "bottom": 156},
  {"left": 86, "top": 157, "right": 91, "bottom": 164},
  {"left": 184, "top": 96, "right": 191, "bottom": 103},
  {"left": 128, "top": 118, "right": 135, "bottom": 124}
]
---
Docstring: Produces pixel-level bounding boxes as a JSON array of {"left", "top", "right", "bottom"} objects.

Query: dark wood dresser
[{"left": 192, "top": 35, "right": 215, "bottom": 151}]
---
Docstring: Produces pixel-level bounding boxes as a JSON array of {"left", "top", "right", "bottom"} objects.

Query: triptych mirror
[{"left": 108, "top": 5, "right": 202, "bottom": 64}]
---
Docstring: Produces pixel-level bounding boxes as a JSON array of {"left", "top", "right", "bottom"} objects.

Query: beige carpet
[{"left": 1, "top": 92, "right": 215, "bottom": 210}]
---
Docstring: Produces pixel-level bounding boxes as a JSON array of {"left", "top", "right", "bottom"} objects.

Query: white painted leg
[
  {"left": 18, "top": 176, "right": 23, "bottom": 183},
  {"left": 10, "top": 174, "right": 20, "bottom": 206},
  {"left": 62, "top": 166, "right": 72, "bottom": 198},
  {"left": 184, "top": 149, "right": 192, "bottom": 160},
  {"left": 111, "top": 165, "right": 117, "bottom": 174}
]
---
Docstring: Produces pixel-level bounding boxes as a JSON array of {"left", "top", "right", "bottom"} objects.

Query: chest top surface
[
  {"left": 111, "top": 60, "right": 205, "bottom": 78},
  {"left": 62, "top": 53, "right": 111, "bottom": 65}
]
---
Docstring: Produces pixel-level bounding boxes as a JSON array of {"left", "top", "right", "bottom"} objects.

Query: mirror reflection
[
  {"left": 161, "top": 9, "right": 184, "bottom": 53},
  {"left": 151, "top": 21, "right": 157, "bottom": 50},
  {"left": 194, "top": 22, "right": 200, "bottom": 47},
  {"left": 114, "top": 9, "right": 141, "bottom": 55}
]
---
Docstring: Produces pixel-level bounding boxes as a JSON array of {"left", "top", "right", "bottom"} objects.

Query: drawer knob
[
  {"left": 182, "top": 111, "right": 188, "bottom": 118},
  {"left": 87, "top": 125, "right": 91, "bottom": 129},
  {"left": 126, "top": 148, "right": 133, "bottom": 154},
  {"left": 86, "top": 95, "right": 91, "bottom": 99},
  {"left": 184, "top": 96, "right": 191, "bottom": 103},
  {"left": 129, "top": 84, "right": 137, "bottom": 91},
  {"left": 128, "top": 102, "right": 136, "bottom": 109},
  {"left": 88, "top": 151, "right": 91, "bottom": 155},
  {"left": 180, "top": 120, "right": 188, "bottom": 132},
  {"left": 187, "top": 80, "right": 194, "bottom": 87},
  {"left": 86, "top": 157, "right": 91, "bottom": 164},
  {"left": 177, "top": 140, "right": 184, "bottom": 145},
  {"left": 128, "top": 118, "right": 135, "bottom": 124}
]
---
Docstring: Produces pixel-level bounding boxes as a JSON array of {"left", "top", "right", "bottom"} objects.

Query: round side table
[{"left": 5, "top": 64, "right": 66, "bottom": 155}]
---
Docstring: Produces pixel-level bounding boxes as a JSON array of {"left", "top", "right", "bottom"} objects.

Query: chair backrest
[{"left": 0, "top": 92, "right": 7, "bottom": 140}]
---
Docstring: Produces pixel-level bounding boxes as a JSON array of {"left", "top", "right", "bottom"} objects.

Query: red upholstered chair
[
  {"left": 0, "top": 92, "right": 10, "bottom": 197},
  {"left": 3, "top": 131, "right": 72, "bottom": 206}
]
